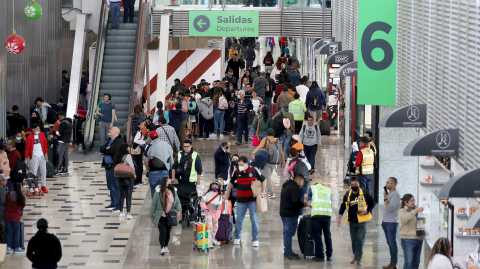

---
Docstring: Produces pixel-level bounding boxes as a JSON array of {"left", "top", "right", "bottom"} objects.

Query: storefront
[{"left": 334, "top": 61, "right": 356, "bottom": 148}]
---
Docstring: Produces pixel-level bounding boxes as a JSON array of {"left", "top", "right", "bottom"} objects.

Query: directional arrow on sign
[
  {"left": 193, "top": 15, "right": 210, "bottom": 32},
  {"left": 197, "top": 19, "right": 206, "bottom": 28}
]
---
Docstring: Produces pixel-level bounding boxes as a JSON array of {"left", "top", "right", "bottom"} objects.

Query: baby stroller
[
  {"left": 344, "top": 143, "right": 359, "bottom": 185},
  {"left": 172, "top": 184, "right": 203, "bottom": 229}
]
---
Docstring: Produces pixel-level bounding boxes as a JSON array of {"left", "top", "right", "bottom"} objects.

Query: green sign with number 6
[{"left": 358, "top": 0, "right": 397, "bottom": 106}]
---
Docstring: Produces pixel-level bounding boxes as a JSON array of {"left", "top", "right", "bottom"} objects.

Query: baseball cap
[
  {"left": 0, "top": 173, "right": 10, "bottom": 181},
  {"left": 228, "top": 69, "right": 234, "bottom": 72},
  {"left": 149, "top": 131, "right": 158, "bottom": 138},
  {"left": 203, "top": 82, "right": 211, "bottom": 86},
  {"left": 292, "top": 142, "right": 304, "bottom": 151},
  {"left": 292, "top": 66, "right": 298, "bottom": 70},
  {"left": 229, "top": 83, "right": 233, "bottom": 86}
]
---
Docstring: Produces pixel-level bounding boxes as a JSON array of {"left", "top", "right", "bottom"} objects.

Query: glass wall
[{"left": 153, "top": 0, "right": 331, "bottom": 8}]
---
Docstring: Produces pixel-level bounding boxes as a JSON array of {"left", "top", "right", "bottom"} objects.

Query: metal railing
[{"left": 83, "top": 2, "right": 109, "bottom": 153}]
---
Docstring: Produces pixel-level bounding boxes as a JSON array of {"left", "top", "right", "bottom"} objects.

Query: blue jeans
[
  {"left": 279, "top": 132, "right": 292, "bottom": 159},
  {"left": 106, "top": 166, "right": 120, "bottom": 208},
  {"left": 214, "top": 110, "right": 225, "bottom": 135},
  {"left": 246, "top": 60, "right": 253, "bottom": 70},
  {"left": 43, "top": 127, "right": 49, "bottom": 143},
  {"left": 265, "top": 97, "right": 272, "bottom": 111},
  {"left": 281, "top": 217, "right": 298, "bottom": 255},
  {"left": 382, "top": 222, "right": 399, "bottom": 264},
  {"left": 110, "top": 2, "right": 121, "bottom": 28},
  {"left": 349, "top": 222, "right": 367, "bottom": 259},
  {"left": 149, "top": 170, "right": 169, "bottom": 198},
  {"left": 5, "top": 221, "right": 20, "bottom": 248},
  {"left": 237, "top": 114, "right": 249, "bottom": 143},
  {"left": 401, "top": 239, "right": 423, "bottom": 269},
  {"left": 235, "top": 202, "right": 259, "bottom": 241},
  {"left": 304, "top": 144, "right": 318, "bottom": 170},
  {"left": 358, "top": 174, "right": 373, "bottom": 194}
]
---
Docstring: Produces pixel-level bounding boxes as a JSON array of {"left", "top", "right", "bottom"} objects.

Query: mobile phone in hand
[{"left": 384, "top": 186, "right": 388, "bottom": 194}]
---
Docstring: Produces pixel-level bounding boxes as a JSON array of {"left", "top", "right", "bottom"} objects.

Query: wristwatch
[{"left": 384, "top": 199, "right": 388, "bottom": 201}]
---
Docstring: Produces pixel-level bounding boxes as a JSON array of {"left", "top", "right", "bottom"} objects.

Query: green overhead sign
[
  {"left": 357, "top": 0, "right": 397, "bottom": 106},
  {"left": 189, "top": 11, "right": 259, "bottom": 37}
]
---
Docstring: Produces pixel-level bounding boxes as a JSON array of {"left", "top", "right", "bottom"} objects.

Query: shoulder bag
[
  {"left": 165, "top": 190, "right": 178, "bottom": 227},
  {"left": 161, "top": 126, "right": 179, "bottom": 158},
  {"left": 113, "top": 155, "right": 135, "bottom": 179},
  {"left": 252, "top": 116, "right": 261, "bottom": 147}
]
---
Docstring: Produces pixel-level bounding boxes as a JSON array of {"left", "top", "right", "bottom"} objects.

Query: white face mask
[{"left": 238, "top": 166, "right": 246, "bottom": 172}]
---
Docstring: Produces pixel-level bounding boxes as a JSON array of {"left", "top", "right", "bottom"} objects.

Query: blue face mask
[
  {"left": 237, "top": 95, "right": 241, "bottom": 99},
  {"left": 15, "top": 137, "right": 22, "bottom": 141},
  {"left": 34, "top": 131, "right": 40, "bottom": 135}
]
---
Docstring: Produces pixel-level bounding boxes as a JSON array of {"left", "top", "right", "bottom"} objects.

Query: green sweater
[
  {"left": 252, "top": 116, "right": 272, "bottom": 135},
  {"left": 149, "top": 187, "right": 182, "bottom": 226}
]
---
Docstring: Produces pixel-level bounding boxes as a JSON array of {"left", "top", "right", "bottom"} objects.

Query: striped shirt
[
  {"left": 230, "top": 166, "right": 265, "bottom": 204},
  {"left": 237, "top": 100, "right": 247, "bottom": 114}
]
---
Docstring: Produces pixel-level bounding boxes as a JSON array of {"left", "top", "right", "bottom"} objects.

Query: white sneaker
[
  {"left": 160, "top": 247, "right": 166, "bottom": 255},
  {"left": 214, "top": 239, "right": 222, "bottom": 246},
  {"left": 197, "top": 137, "right": 204, "bottom": 140},
  {"left": 219, "top": 134, "right": 224, "bottom": 138},
  {"left": 34, "top": 188, "right": 39, "bottom": 193},
  {"left": 252, "top": 241, "right": 259, "bottom": 247},
  {"left": 210, "top": 134, "right": 217, "bottom": 138},
  {"left": 29, "top": 188, "right": 34, "bottom": 193},
  {"left": 209, "top": 244, "right": 214, "bottom": 248},
  {"left": 234, "top": 239, "right": 241, "bottom": 245},
  {"left": 164, "top": 247, "right": 169, "bottom": 253},
  {"left": 119, "top": 213, "right": 126, "bottom": 217},
  {"left": 267, "top": 194, "right": 275, "bottom": 199},
  {"left": 126, "top": 214, "right": 132, "bottom": 219}
]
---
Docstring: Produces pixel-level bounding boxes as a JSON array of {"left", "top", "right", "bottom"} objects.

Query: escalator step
[
  {"left": 101, "top": 69, "right": 133, "bottom": 76},
  {"left": 106, "top": 29, "right": 137, "bottom": 36},
  {"left": 103, "top": 55, "right": 134, "bottom": 62},
  {"left": 106, "top": 36, "right": 136, "bottom": 42},
  {"left": 105, "top": 42, "right": 136, "bottom": 49},
  {"left": 101, "top": 76, "right": 132, "bottom": 83},
  {"left": 104, "top": 49, "right": 136, "bottom": 56},
  {"left": 103, "top": 62, "right": 133, "bottom": 69},
  {"left": 107, "top": 23, "right": 138, "bottom": 30},
  {"left": 99, "top": 89, "right": 132, "bottom": 97},
  {"left": 99, "top": 82, "right": 131, "bottom": 89}
]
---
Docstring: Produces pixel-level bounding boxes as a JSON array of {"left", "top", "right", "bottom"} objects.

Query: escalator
[{"left": 84, "top": 3, "right": 146, "bottom": 152}]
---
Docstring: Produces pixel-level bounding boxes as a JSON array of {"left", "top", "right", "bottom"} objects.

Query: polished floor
[{"left": 2, "top": 132, "right": 425, "bottom": 269}]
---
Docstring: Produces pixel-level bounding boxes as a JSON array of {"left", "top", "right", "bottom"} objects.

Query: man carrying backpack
[
  {"left": 251, "top": 128, "right": 285, "bottom": 199},
  {"left": 273, "top": 104, "right": 295, "bottom": 159},
  {"left": 305, "top": 81, "right": 326, "bottom": 126},
  {"left": 298, "top": 116, "right": 322, "bottom": 175}
]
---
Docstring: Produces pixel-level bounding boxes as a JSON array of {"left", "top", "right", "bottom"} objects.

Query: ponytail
[{"left": 401, "top": 194, "right": 414, "bottom": 209}]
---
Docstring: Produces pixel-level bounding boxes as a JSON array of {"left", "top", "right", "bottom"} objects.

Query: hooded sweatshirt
[
  {"left": 36, "top": 102, "right": 51, "bottom": 123},
  {"left": 57, "top": 117, "right": 73, "bottom": 143},
  {"left": 168, "top": 109, "right": 183, "bottom": 132},
  {"left": 27, "top": 231, "right": 62, "bottom": 269},
  {"left": 198, "top": 97, "right": 214, "bottom": 120}
]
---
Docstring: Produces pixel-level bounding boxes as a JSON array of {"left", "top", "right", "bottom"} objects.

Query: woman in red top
[
  {"left": 5, "top": 183, "right": 25, "bottom": 254},
  {"left": 264, "top": 51, "right": 274, "bottom": 74}
]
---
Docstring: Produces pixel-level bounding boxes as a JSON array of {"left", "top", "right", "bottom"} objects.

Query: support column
[
  {"left": 345, "top": 76, "right": 351, "bottom": 148},
  {"left": 67, "top": 14, "right": 87, "bottom": 119},
  {"left": 156, "top": 14, "right": 171, "bottom": 105}
]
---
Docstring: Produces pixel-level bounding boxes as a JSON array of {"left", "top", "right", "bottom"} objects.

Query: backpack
[
  {"left": 219, "top": 96, "right": 228, "bottom": 110},
  {"left": 240, "top": 59, "right": 245, "bottom": 69},
  {"left": 11, "top": 153, "right": 26, "bottom": 183},
  {"left": 273, "top": 112, "right": 286, "bottom": 137},
  {"left": 46, "top": 107, "right": 57, "bottom": 124},
  {"left": 311, "top": 93, "right": 321, "bottom": 107},
  {"left": 188, "top": 101, "right": 199, "bottom": 115},
  {"left": 266, "top": 138, "right": 281, "bottom": 164},
  {"left": 293, "top": 160, "right": 310, "bottom": 181},
  {"left": 303, "top": 124, "right": 320, "bottom": 140}
]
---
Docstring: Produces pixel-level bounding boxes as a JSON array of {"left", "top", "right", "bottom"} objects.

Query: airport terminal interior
[{"left": 1, "top": 0, "right": 479, "bottom": 269}]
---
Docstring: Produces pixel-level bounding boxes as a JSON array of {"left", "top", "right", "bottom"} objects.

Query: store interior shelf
[
  {"left": 433, "top": 157, "right": 450, "bottom": 173},
  {"left": 456, "top": 213, "right": 470, "bottom": 219},
  {"left": 420, "top": 164, "right": 444, "bottom": 169},
  {"left": 420, "top": 182, "right": 447, "bottom": 186},
  {"left": 455, "top": 234, "right": 480, "bottom": 238}
]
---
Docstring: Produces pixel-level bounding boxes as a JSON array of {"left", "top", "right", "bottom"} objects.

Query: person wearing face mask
[
  {"left": 214, "top": 141, "right": 231, "bottom": 180},
  {"left": 200, "top": 181, "right": 223, "bottom": 248},
  {"left": 399, "top": 194, "right": 425, "bottom": 269},
  {"left": 224, "top": 156, "right": 266, "bottom": 247},
  {"left": 337, "top": 177, "right": 375, "bottom": 266},
  {"left": 10, "top": 130, "right": 25, "bottom": 161},
  {"left": 25, "top": 124, "right": 49, "bottom": 194}
]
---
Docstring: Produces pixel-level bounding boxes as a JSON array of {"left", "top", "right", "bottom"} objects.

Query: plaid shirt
[{"left": 155, "top": 124, "right": 180, "bottom": 151}]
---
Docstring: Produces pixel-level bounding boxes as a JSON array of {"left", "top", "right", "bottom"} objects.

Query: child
[
  {"left": 25, "top": 168, "right": 40, "bottom": 196},
  {"left": 5, "top": 183, "right": 25, "bottom": 253},
  {"left": 200, "top": 181, "right": 223, "bottom": 248}
]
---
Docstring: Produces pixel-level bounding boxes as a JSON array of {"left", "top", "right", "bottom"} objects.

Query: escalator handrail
[{"left": 83, "top": 2, "right": 109, "bottom": 153}]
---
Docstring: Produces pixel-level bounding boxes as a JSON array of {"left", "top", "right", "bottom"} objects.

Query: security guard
[
  {"left": 337, "top": 177, "right": 375, "bottom": 266},
  {"left": 364, "top": 131, "right": 377, "bottom": 156},
  {"left": 355, "top": 136, "right": 375, "bottom": 194},
  {"left": 307, "top": 183, "right": 333, "bottom": 262},
  {"left": 171, "top": 139, "right": 202, "bottom": 185},
  {"left": 288, "top": 93, "right": 306, "bottom": 134},
  {"left": 233, "top": 90, "right": 253, "bottom": 146}
]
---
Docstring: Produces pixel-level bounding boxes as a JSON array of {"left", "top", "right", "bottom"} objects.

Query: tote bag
[{"left": 256, "top": 194, "right": 268, "bottom": 213}]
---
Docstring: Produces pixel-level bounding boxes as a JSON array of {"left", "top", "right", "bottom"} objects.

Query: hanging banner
[
  {"left": 189, "top": 11, "right": 259, "bottom": 37},
  {"left": 378, "top": 104, "right": 427, "bottom": 128},
  {"left": 358, "top": 0, "right": 397, "bottom": 106}
]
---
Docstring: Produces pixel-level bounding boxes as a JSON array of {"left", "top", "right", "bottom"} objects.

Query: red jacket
[
  {"left": 25, "top": 132, "right": 48, "bottom": 160},
  {"left": 4, "top": 192, "right": 25, "bottom": 223}
]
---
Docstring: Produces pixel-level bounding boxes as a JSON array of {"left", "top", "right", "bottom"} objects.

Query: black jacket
[
  {"left": 100, "top": 135, "right": 123, "bottom": 167},
  {"left": 225, "top": 58, "right": 241, "bottom": 80},
  {"left": 7, "top": 113, "right": 28, "bottom": 135},
  {"left": 214, "top": 146, "right": 230, "bottom": 179},
  {"left": 339, "top": 189, "right": 376, "bottom": 223},
  {"left": 60, "top": 84, "right": 70, "bottom": 104},
  {"left": 58, "top": 118, "right": 73, "bottom": 143},
  {"left": 27, "top": 231, "right": 62, "bottom": 269},
  {"left": 80, "top": 76, "right": 88, "bottom": 95},
  {"left": 280, "top": 180, "right": 304, "bottom": 218}
]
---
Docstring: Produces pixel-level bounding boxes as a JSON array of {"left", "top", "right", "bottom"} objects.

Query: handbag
[
  {"left": 161, "top": 126, "right": 179, "bottom": 158},
  {"left": 166, "top": 211, "right": 178, "bottom": 226},
  {"left": 252, "top": 116, "right": 261, "bottom": 147},
  {"left": 113, "top": 156, "right": 135, "bottom": 179},
  {"left": 0, "top": 243, "right": 6, "bottom": 263},
  {"left": 251, "top": 179, "right": 262, "bottom": 198},
  {"left": 256, "top": 194, "right": 268, "bottom": 213}
]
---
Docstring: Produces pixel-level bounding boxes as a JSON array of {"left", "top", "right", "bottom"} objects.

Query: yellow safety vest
[
  {"left": 369, "top": 141, "right": 377, "bottom": 156},
  {"left": 356, "top": 147, "right": 374, "bottom": 175},
  {"left": 310, "top": 184, "right": 332, "bottom": 217},
  {"left": 345, "top": 188, "right": 372, "bottom": 224},
  {"left": 288, "top": 100, "right": 306, "bottom": 121},
  {"left": 177, "top": 151, "right": 199, "bottom": 182}
]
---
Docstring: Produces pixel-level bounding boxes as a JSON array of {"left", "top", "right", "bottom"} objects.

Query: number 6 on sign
[
  {"left": 357, "top": 0, "right": 397, "bottom": 106},
  {"left": 361, "top": 22, "right": 393, "bottom": 71}
]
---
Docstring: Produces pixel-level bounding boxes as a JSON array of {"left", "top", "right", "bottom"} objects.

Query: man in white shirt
[{"left": 295, "top": 78, "right": 309, "bottom": 104}]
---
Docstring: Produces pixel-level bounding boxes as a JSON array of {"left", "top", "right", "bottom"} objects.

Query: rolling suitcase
[
  {"left": 297, "top": 215, "right": 315, "bottom": 259},
  {"left": 193, "top": 222, "right": 210, "bottom": 252},
  {"left": 320, "top": 120, "right": 330, "bottom": 136},
  {"left": 216, "top": 200, "right": 233, "bottom": 244}
]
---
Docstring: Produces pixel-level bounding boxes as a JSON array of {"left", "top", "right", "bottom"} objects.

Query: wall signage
[
  {"left": 335, "top": 61, "right": 357, "bottom": 77},
  {"left": 325, "top": 50, "right": 353, "bottom": 65},
  {"left": 403, "top": 129, "right": 459, "bottom": 156},
  {"left": 378, "top": 104, "right": 427, "bottom": 128},
  {"left": 439, "top": 168, "right": 480, "bottom": 199},
  {"left": 358, "top": 0, "right": 397, "bottom": 106},
  {"left": 189, "top": 11, "right": 259, "bottom": 37}
]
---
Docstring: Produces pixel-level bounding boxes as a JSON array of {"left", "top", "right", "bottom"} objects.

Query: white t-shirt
[
  {"left": 195, "top": 93, "right": 202, "bottom": 103},
  {"left": 33, "top": 135, "right": 44, "bottom": 157},
  {"left": 426, "top": 254, "right": 454, "bottom": 269},
  {"left": 296, "top": 85, "right": 309, "bottom": 104},
  {"left": 251, "top": 98, "right": 261, "bottom": 115}
]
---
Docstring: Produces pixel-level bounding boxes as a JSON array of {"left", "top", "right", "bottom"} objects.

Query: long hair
[
  {"left": 229, "top": 154, "right": 239, "bottom": 178},
  {"left": 401, "top": 193, "right": 414, "bottom": 209},
  {"left": 241, "top": 69, "right": 253, "bottom": 83},
  {"left": 261, "top": 107, "right": 269, "bottom": 123},
  {"left": 13, "top": 183, "right": 25, "bottom": 207},
  {"left": 133, "top": 121, "right": 142, "bottom": 138},
  {"left": 288, "top": 148, "right": 299, "bottom": 166},
  {"left": 266, "top": 51, "right": 272, "bottom": 58},
  {"left": 275, "top": 58, "right": 283, "bottom": 71},
  {"left": 134, "top": 104, "right": 143, "bottom": 115},
  {"left": 114, "top": 144, "right": 130, "bottom": 165},
  {"left": 204, "top": 181, "right": 221, "bottom": 198},
  {"left": 156, "top": 101, "right": 164, "bottom": 117},
  {"left": 426, "top": 238, "right": 453, "bottom": 268},
  {"left": 287, "top": 58, "right": 293, "bottom": 65},
  {"left": 160, "top": 177, "right": 169, "bottom": 210}
]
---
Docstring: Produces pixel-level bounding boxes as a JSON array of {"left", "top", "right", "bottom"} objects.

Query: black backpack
[
  {"left": 273, "top": 112, "right": 286, "bottom": 137},
  {"left": 46, "top": 107, "right": 57, "bottom": 124},
  {"left": 311, "top": 94, "right": 321, "bottom": 107},
  {"left": 11, "top": 154, "right": 26, "bottom": 183}
]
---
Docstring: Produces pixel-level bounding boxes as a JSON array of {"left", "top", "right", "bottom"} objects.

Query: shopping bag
[
  {"left": 256, "top": 194, "right": 268, "bottom": 213},
  {"left": 251, "top": 179, "right": 262, "bottom": 198},
  {"left": 0, "top": 244, "right": 6, "bottom": 263}
]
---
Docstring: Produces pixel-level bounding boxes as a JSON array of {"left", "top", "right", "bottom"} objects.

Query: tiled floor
[{"left": 4, "top": 132, "right": 425, "bottom": 269}]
